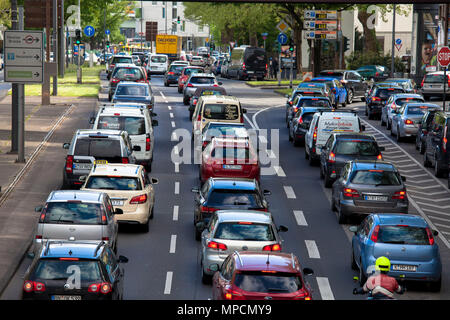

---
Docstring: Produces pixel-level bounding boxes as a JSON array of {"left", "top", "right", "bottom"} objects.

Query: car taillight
[
  {"left": 130, "top": 194, "right": 147, "bottom": 204},
  {"left": 242, "top": 63, "right": 246, "bottom": 70},
  {"left": 23, "top": 281, "right": 33, "bottom": 293},
  {"left": 421, "top": 77, "right": 425, "bottom": 88},
  {"left": 207, "top": 241, "right": 227, "bottom": 251},
  {"left": 328, "top": 152, "right": 336, "bottom": 163},
  {"left": 65, "top": 155, "right": 73, "bottom": 174},
  {"left": 202, "top": 140, "right": 209, "bottom": 148},
  {"left": 88, "top": 282, "right": 112, "bottom": 294},
  {"left": 377, "top": 154, "right": 383, "bottom": 160},
  {"left": 443, "top": 126, "right": 448, "bottom": 152},
  {"left": 426, "top": 227, "right": 435, "bottom": 245},
  {"left": 262, "top": 243, "right": 281, "bottom": 251},
  {"left": 102, "top": 237, "right": 109, "bottom": 241},
  {"left": 168, "top": 72, "right": 174, "bottom": 75},
  {"left": 404, "top": 119, "right": 414, "bottom": 125},
  {"left": 375, "top": 72, "right": 380, "bottom": 76},
  {"left": 146, "top": 136, "right": 151, "bottom": 151},
  {"left": 293, "top": 106, "right": 298, "bottom": 113},
  {"left": 372, "top": 97, "right": 381, "bottom": 102},
  {"left": 200, "top": 205, "right": 218, "bottom": 214},
  {"left": 265, "top": 64, "right": 268, "bottom": 70},
  {"left": 225, "top": 288, "right": 244, "bottom": 300},
  {"left": 289, "top": 101, "right": 293, "bottom": 106},
  {"left": 392, "top": 190, "right": 406, "bottom": 200},
  {"left": 298, "top": 116, "right": 303, "bottom": 124},
  {"left": 111, "top": 78, "right": 120, "bottom": 84},
  {"left": 294, "top": 291, "right": 312, "bottom": 300},
  {"left": 121, "top": 157, "right": 129, "bottom": 164},
  {"left": 370, "top": 225, "right": 380, "bottom": 242},
  {"left": 313, "top": 127, "right": 318, "bottom": 141},
  {"left": 23, "top": 281, "right": 46, "bottom": 293},
  {"left": 197, "top": 114, "right": 201, "bottom": 121},
  {"left": 193, "top": 99, "right": 198, "bottom": 105},
  {"left": 343, "top": 188, "right": 359, "bottom": 198},
  {"left": 187, "top": 83, "right": 194, "bottom": 87}
]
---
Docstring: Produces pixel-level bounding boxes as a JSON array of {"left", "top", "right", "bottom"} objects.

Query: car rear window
[
  {"left": 350, "top": 170, "right": 402, "bottom": 186},
  {"left": 376, "top": 88, "right": 404, "bottom": 99},
  {"left": 151, "top": 56, "right": 167, "bottom": 63},
  {"left": 378, "top": 225, "right": 430, "bottom": 245},
  {"left": 43, "top": 202, "right": 102, "bottom": 224},
  {"left": 113, "top": 68, "right": 144, "bottom": 81},
  {"left": 207, "top": 190, "right": 261, "bottom": 208},
  {"left": 298, "top": 91, "right": 324, "bottom": 97},
  {"left": 185, "top": 68, "right": 204, "bottom": 75},
  {"left": 203, "top": 104, "right": 239, "bottom": 120},
  {"left": 204, "top": 126, "right": 247, "bottom": 138},
  {"left": 115, "top": 85, "right": 148, "bottom": 96},
  {"left": 190, "top": 77, "right": 215, "bottom": 84},
  {"left": 169, "top": 65, "right": 184, "bottom": 73},
  {"left": 424, "top": 74, "right": 447, "bottom": 83},
  {"left": 211, "top": 147, "right": 251, "bottom": 161},
  {"left": 300, "top": 112, "right": 315, "bottom": 123},
  {"left": 213, "top": 222, "right": 275, "bottom": 241},
  {"left": 395, "top": 98, "right": 424, "bottom": 106},
  {"left": 97, "top": 116, "right": 146, "bottom": 135},
  {"left": 234, "top": 271, "right": 302, "bottom": 293},
  {"left": 113, "top": 57, "right": 133, "bottom": 64},
  {"left": 310, "top": 80, "right": 334, "bottom": 87},
  {"left": 406, "top": 106, "right": 437, "bottom": 115},
  {"left": 85, "top": 176, "right": 142, "bottom": 191},
  {"left": 335, "top": 140, "right": 379, "bottom": 156},
  {"left": 32, "top": 259, "right": 102, "bottom": 282},
  {"left": 298, "top": 99, "right": 330, "bottom": 108},
  {"left": 74, "top": 138, "right": 122, "bottom": 158}
]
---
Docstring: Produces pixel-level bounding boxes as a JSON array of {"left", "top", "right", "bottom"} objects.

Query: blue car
[
  {"left": 310, "top": 77, "right": 347, "bottom": 108},
  {"left": 111, "top": 81, "right": 155, "bottom": 111},
  {"left": 350, "top": 213, "right": 442, "bottom": 291}
]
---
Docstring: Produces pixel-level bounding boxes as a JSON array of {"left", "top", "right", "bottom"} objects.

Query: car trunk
[
  {"left": 211, "top": 160, "right": 254, "bottom": 177},
  {"left": 351, "top": 184, "right": 405, "bottom": 209},
  {"left": 215, "top": 239, "right": 276, "bottom": 260},
  {"left": 373, "top": 243, "right": 436, "bottom": 264},
  {"left": 41, "top": 223, "right": 104, "bottom": 243}
]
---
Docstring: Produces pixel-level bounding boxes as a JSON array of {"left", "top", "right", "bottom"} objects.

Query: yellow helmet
[{"left": 375, "top": 256, "right": 391, "bottom": 272}]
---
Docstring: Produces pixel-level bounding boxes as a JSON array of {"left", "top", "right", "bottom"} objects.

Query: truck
[{"left": 156, "top": 35, "right": 181, "bottom": 60}]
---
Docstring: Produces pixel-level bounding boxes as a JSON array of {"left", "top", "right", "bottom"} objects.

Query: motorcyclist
[{"left": 353, "top": 256, "right": 404, "bottom": 300}]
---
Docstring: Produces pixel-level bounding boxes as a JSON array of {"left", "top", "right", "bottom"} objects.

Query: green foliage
[{"left": 345, "top": 51, "right": 406, "bottom": 72}]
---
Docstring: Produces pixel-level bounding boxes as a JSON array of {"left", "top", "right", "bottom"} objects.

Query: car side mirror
[
  {"left": 114, "top": 208, "right": 124, "bottom": 215},
  {"left": 89, "top": 117, "right": 95, "bottom": 124},
  {"left": 152, "top": 120, "right": 158, "bottom": 127},
  {"left": 303, "top": 267, "right": 314, "bottom": 276},
  {"left": 133, "top": 145, "right": 141, "bottom": 151},
  {"left": 263, "top": 189, "right": 271, "bottom": 196},
  {"left": 34, "top": 205, "right": 43, "bottom": 212},
  {"left": 401, "top": 176, "right": 406, "bottom": 182},
  {"left": 209, "top": 263, "right": 220, "bottom": 272},
  {"left": 378, "top": 146, "right": 385, "bottom": 151},
  {"left": 118, "top": 255, "right": 129, "bottom": 263},
  {"left": 349, "top": 226, "right": 358, "bottom": 233},
  {"left": 63, "top": 143, "right": 70, "bottom": 149},
  {"left": 277, "top": 225, "right": 288, "bottom": 232},
  {"left": 150, "top": 177, "right": 159, "bottom": 185},
  {"left": 191, "top": 187, "right": 200, "bottom": 193}
]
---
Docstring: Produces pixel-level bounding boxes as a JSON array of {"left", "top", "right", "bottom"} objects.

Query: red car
[
  {"left": 211, "top": 251, "right": 314, "bottom": 300},
  {"left": 177, "top": 66, "right": 205, "bottom": 93},
  {"left": 200, "top": 138, "right": 259, "bottom": 184}
]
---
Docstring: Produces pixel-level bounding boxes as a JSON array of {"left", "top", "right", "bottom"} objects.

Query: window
[
  {"left": 33, "top": 259, "right": 102, "bottom": 282},
  {"left": 207, "top": 190, "right": 262, "bottom": 208},
  {"left": 377, "top": 225, "right": 430, "bottom": 245},
  {"left": 350, "top": 170, "right": 402, "bottom": 186},
  {"left": 214, "top": 222, "right": 275, "bottom": 241},
  {"left": 234, "top": 272, "right": 303, "bottom": 293},
  {"left": 43, "top": 202, "right": 102, "bottom": 224},
  {"left": 334, "top": 140, "right": 379, "bottom": 156},
  {"left": 152, "top": 1, "right": 157, "bottom": 5},
  {"left": 97, "top": 117, "right": 146, "bottom": 136},
  {"left": 203, "top": 103, "right": 239, "bottom": 120},
  {"left": 74, "top": 138, "right": 122, "bottom": 159},
  {"left": 199, "top": 25, "right": 204, "bottom": 32},
  {"left": 85, "top": 176, "right": 142, "bottom": 191},
  {"left": 162, "top": 7, "right": 165, "bottom": 19}
]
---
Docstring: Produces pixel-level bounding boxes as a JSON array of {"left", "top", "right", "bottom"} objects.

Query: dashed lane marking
[
  {"left": 293, "top": 210, "right": 308, "bottom": 226},
  {"left": 305, "top": 240, "right": 320, "bottom": 259},
  {"left": 283, "top": 186, "right": 296, "bottom": 199},
  {"left": 173, "top": 205, "right": 179, "bottom": 221},
  {"left": 164, "top": 272, "right": 173, "bottom": 294},
  {"left": 316, "top": 277, "right": 334, "bottom": 300}
]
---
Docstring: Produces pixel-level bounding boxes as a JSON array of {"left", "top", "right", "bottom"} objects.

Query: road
[{"left": 0, "top": 73, "right": 449, "bottom": 300}]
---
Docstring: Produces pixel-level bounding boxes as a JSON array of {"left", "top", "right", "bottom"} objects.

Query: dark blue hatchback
[{"left": 310, "top": 77, "right": 348, "bottom": 108}]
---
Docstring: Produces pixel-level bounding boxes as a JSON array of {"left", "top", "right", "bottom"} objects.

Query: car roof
[
  {"left": 351, "top": 160, "right": 396, "bottom": 171},
  {"left": 39, "top": 241, "right": 106, "bottom": 259},
  {"left": 404, "top": 103, "right": 440, "bottom": 108},
  {"left": 89, "top": 163, "right": 142, "bottom": 177},
  {"left": 200, "top": 95, "right": 238, "bottom": 103},
  {"left": 190, "top": 73, "right": 215, "bottom": 77},
  {"left": 99, "top": 107, "right": 146, "bottom": 117},
  {"left": 112, "top": 55, "right": 132, "bottom": 58},
  {"left": 375, "top": 85, "right": 404, "bottom": 90},
  {"left": 47, "top": 190, "right": 104, "bottom": 203},
  {"left": 215, "top": 210, "right": 273, "bottom": 224},
  {"left": 209, "top": 178, "right": 257, "bottom": 190},
  {"left": 206, "top": 122, "right": 244, "bottom": 127},
  {"left": 195, "top": 86, "right": 226, "bottom": 94},
  {"left": 373, "top": 213, "right": 428, "bottom": 228},
  {"left": 113, "top": 63, "right": 136, "bottom": 68},
  {"left": 334, "top": 133, "right": 376, "bottom": 140},
  {"left": 116, "top": 81, "right": 148, "bottom": 87},
  {"left": 211, "top": 137, "right": 249, "bottom": 147},
  {"left": 311, "top": 77, "right": 336, "bottom": 81},
  {"left": 234, "top": 251, "right": 300, "bottom": 273},
  {"left": 76, "top": 129, "right": 125, "bottom": 137},
  {"left": 301, "top": 107, "right": 331, "bottom": 113},
  {"left": 392, "top": 93, "right": 423, "bottom": 99},
  {"left": 384, "top": 78, "right": 412, "bottom": 82}
]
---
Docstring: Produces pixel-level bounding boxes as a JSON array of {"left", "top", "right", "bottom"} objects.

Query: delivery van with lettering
[{"left": 305, "top": 111, "right": 365, "bottom": 165}]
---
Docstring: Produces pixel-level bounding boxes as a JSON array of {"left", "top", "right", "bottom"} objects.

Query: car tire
[
  {"left": 150, "top": 206, "right": 154, "bottom": 220},
  {"left": 142, "top": 217, "right": 150, "bottom": 233},
  {"left": 341, "top": 101, "right": 347, "bottom": 108},
  {"left": 337, "top": 201, "right": 347, "bottom": 224},
  {"left": 434, "top": 157, "right": 445, "bottom": 178},
  {"left": 201, "top": 260, "right": 212, "bottom": 284},
  {"left": 351, "top": 249, "right": 358, "bottom": 271},
  {"left": 396, "top": 126, "right": 402, "bottom": 142},
  {"left": 419, "top": 141, "right": 425, "bottom": 154},
  {"left": 331, "top": 195, "right": 336, "bottom": 212},
  {"left": 386, "top": 119, "right": 391, "bottom": 130},
  {"left": 288, "top": 129, "right": 293, "bottom": 142},
  {"left": 359, "top": 259, "right": 367, "bottom": 286},
  {"left": 178, "top": 87, "right": 182, "bottom": 93},
  {"left": 365, "top": 107, "right": 368, "bottom": 117},
  {"left": 293, "top": 137, "right": 302, "bottom": 147},
  {"left": 361, "top": 97, "right": 366, "bottom": 102},
  {"left": 183, "top": 97, "right": 189, "bottom": 105},
  {"left": 305, "top": 148, "right": 309, "bottom": 160},
  {"left": 429, "top": 278, "right": 441, "bottom": 292},
  {"left": 324, "top": 173, "right": 333, "bottom": 188},
  {"left": 380, "top": 116, "right": 386, "bottom": 126},
  {"left": 195, "top": 227, "right": 201, "bottom": 241},
  {"left": 423, "top": 152, "right": 432, "bottom": 167},
  {"left": 309, "top": 153, "right": 316, "bottom": 166},
  {"left": 347, "top": 89, "right": 353, "bottom": 104},
  {"left": 319, "top": 164, "right": 324, "bottom": 179}
]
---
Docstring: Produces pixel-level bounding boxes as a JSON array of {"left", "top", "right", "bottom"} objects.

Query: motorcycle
[{"left": 352, "top": 276, "right": 405, "bottom": 300}]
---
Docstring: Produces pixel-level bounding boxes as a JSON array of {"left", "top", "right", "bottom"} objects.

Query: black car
[
  {"left": 191, "top": 178, "right": 271, "bottom": 240},
  {"left": 227, "top": 46, "right": 268, "bottom": 81},
  {"left": 365, "top": 84, "right": 405, "bottom": 120},
  {"left": 319, "top": 70, "right": 368, "bottom": 104},
  {"left": 188, "top": 86, "right": 227, "bottom": 119},
  {"left": 319, "top": 133, "right": 385, "bottom": 188},
  {"left": 164, "top": 64, "right": 185, "bottom": 86},
  {"left": 381, "top": 78, "right": 417, "bottom": 93},
  {"left": 416, "top": 108, "right": 440, "bottom": 154},
  {"left": 22, "top": 241, "right": 128, "bottom": 300},
  {"left": 423, "top": 110, "right": 450, "bottom": 179},
  {"left": 288, "top": 106, "right": 331, "bottom": 146}
]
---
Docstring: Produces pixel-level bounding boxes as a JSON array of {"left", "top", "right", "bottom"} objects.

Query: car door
[
  {"left": 215, "top": 256, "right": 234, "bottom": 300},
  {"left": 352, "top": 72, "right": 366, "bottom": 96},
  {"left": 104, "top": 196, "right": 118, "bottom": 248},
  {"left": 427, "top": 114, "right": 442, "bottom": 163},
  {"left": 142, "top": 169, "right": 154, "bottom": 211},
  {"left": 320, "top": 135, "right": 334, "bottom": 174},
  {"left": 353, "top": 216, "right": 369, "bottom": 267},
  {"left": 332, "top": 162, "right": 349, "bottom": 201},
  {"left": 103, "top": 247, "right": 123, "bottom": 299}
]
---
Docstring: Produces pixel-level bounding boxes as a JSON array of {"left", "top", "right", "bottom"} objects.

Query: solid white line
[
  {"left": 316, "top": 277, "right": 334, "bottom": 300},
  {"left": 243, "top": 114, "right": 256, "bottom": 129},
  {"left": 170, "top": 112, "right": 174, "bottom": 118},
  {"left": 174, "top": 181, "right": 180, "bottom": 194},
  {"left": 164, "top": 272, "right": 173, "bottom": 294},
  {"left": 174, "top": 163, "right": 179, "bottom": 173},
  {"left": 293, "top": 210, "right": 308, "bottom": 226},
  {"left": 251, "top": 105, "right": 284, "bottom": 130},
  {"left": 305, "top": 240, "right": 320, "bottom": 259},
  {"left": 160, "top": 91, "right": 166, "bottom": 100},
  {"left": 173, "top": 205, "right": 179, "bottom": 221},
  {"left": 283, "top": 186, "right": 296, "bottom": 199},
  {"left": 273, "top": 165, "right": 286, "bottom": 177},
  {"left": 171, "top": 121, "right": 176, "bottom": 128},
  {"left": 169, "top": 235, "right": 177, "bottom": 253}
]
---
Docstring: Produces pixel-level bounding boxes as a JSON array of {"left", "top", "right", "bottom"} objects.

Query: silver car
[
  {"left": 33, "top": 190, "right": 123, "bottom": 255},
  {"left": 182, "top": 73, "right": 222, "bottom": 105},
  {"left": 391, "top": 103, "right": 441, "bottom": 142},
  {"left": 198, "top": 210, "right": 288, "bottom": 283},
  {"left": 383, "top": 93, "right": 424, "bottom": 130},
  {"left": 420, "top": 71, "right": 450, "bottom": 100}
]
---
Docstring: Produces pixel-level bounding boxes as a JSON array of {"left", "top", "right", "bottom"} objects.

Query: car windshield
[
  {"left": 33, "top": 259, "right": 102, "bottom": 282},
  {"left": 113, "top": 68, "right": 143, "bottom": 81},
  {"left": 43, "top": 202, "right": 102, "bottom": 224},
  {"left": 376, "top": 89, "right": 404, "bottom": 99},
  {"left": 85, "top": 176, "right": 142, "bottom": 191},
  {"left": 234, "top": 272, "right": 302, "bottom": 293},
  {"left": 335, "top": 140, "right": 379, "bottom": 156},
  {"left": 350, "top": 170, "right": 402, "bottom": 186},
  {"left": 207, "top": 190, "right": 261, "bottom": 208},
  {"left": 115, "top": 85, "right": 148, "bottom": 96},
  {"left": 151, "top": 56, "right": 167, "bottom": 63},
  {"left": 298, "top": 99, "right": 330, "bottom": 108},
  {"left": 185, "top": 68, "right": 204, "bottom": 75},
  {"left": 378, "top": 226, "right": 430, "bottom": 245},
  {"left": 74, "top": 138, "right": 122, "bottom": 159},
  {"left": 190, "top": 77, "right": 215, "bottom": 84},
  {"left": 395, "top": 98, "right": 423, "bottom": 106},
  {"left": 203, "top": 104, "right": 239, "bottom": 120},
  {"left": 211, "top": 147, "right": 251, "bottom": 160},
  {"left": 406, "top": 106, "right": 437, "bottom": 115},
  {"left": 214, "top": 222, "right": 275, "bottom": 241},
  {"left": 97, "top": 117, "right": 146, "bottom": 135}
]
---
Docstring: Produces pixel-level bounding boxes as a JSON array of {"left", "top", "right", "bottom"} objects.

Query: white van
[
  {"left": 147, "top": 54, "right": 169, "bottom": 75},
  {"left": 305, "top": 111, "right": 364, "bottom": 165}
]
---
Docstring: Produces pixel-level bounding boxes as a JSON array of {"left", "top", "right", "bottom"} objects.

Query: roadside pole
[
  {"left": 444, "top": 4, "right": 449, "bottom": 111},
  {"left": 390, "top": 4, "right": 396, "bottom": 77},
  {"left": 52, "top": 0, "right": 58, "bottom": 96},
  {"left": 289, "top": 50, "right": 294, "bottom": 89},
  {"left": 17, "top": 6, "right": 25, "bottom": 163},
  {"left": 10, "top": 0, "right": 18, "bottom": 154}
]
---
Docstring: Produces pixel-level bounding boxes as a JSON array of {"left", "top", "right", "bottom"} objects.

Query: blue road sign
[
  {"left": 105, "top": 29, "right": 111, "bottom": 35},
  {"left": 395, "top": 38, "right": 402, "bottom": 45},
  {"left": 84, "top": 25, "right": 95, "bottom": 37},
  {"left": 277, "top": 33, "right": 288, "bottom": 45}
]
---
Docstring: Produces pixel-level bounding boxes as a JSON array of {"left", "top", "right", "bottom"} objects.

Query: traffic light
[
  {"left": 177, "top": 16, "right": 181, "bottom": 24},
  {"left": 343, "top": 36, "right": 349, "bottom": 52},
  {"left": 289, "top": 40, "right": 294, "bottom": 53},
  {"left": 75, "top": 29, "right": 81, "bottom": 45},
  {"left": 106, "top": 41, "right": 110, "bottom": 49}
]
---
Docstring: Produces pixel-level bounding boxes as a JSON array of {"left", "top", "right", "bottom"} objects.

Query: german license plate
[
  {"left": 73, "top": 163, "right": 92, "bottom": 170},
  {"left": 364, "top": 195, "right": 388, "bottom": 201},
  {"left": 52, "top": 295, "right": 81, "bottom": 300},
  {"left": 94, "top": 160, "right": 108, "bottom": 165},
  {"left": 247, "top": 71, "right": 254, "bottom": 74},
  {"left": 392, "top": 264, "right": 417, "bottom": 272},
  {"left": 223, "top": 165, "right": 242, "bottom": 170},
  {"left": 111, "top": 200, "right": 124, "bottom": 206}
]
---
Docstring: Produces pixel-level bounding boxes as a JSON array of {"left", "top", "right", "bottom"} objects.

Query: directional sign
[
  {"left": 305, "top": 10, "right": 337, "bottom": 20},
  {"left": 277, "top": 33, "right": 288, "bottom": 45},
  {"left": 84, "top": 25, "right": 95, "bottom": 37},
  {"left": 105, "top": 29, "right": 111, "bottom": 35},
  {"left": 304, "top": 20, "right": 337, "bottom": 31},
  {"left": 305, "top": 30, "right": 337, "bottom": 40},
  {"left": 4, "top": 31, "right": 43, "bottom": 49},
  {"left": 395, "top": 38, "right": 402, "bottom": 45},
  {"left": 438, "top": 46, "right": 450, "bottom": 67},
  {"left": 4, "top": 48, "right": 43, "bottom": 66}
]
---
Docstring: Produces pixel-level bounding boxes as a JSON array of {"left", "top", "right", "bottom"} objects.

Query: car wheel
[
  {"left": 141, "top": 217, "right": 150, "bottom": 233},
  {"left": 361, "top": 97, "right": 366, "bottom": 102},
  {"left": 341, "top": 101, "right": 347, "bottom": 108},
  {"left": 195, "top": 227, "right": 201, "bottom": 241},
  {"left": 288, "top": 128, "right": 293, "bottom": 142},
  {"left": 396, "top": 126, "right": 402, "bottom": 142},
  {"left": 423, "top": 152, "right": 432, "bottom": 167},
  {"left": 434, "top": 157, "right": 445, "bottom": 178},
  {"left": 201, "top": 260, "right": 212, "bottom": 284},
  {"left": 368, "top": 112, "right": 373, "bottom": 120},
  {"left": 183, "top": 97, "right": 189, "bottom": 105},
  {"left": 319, "top": 164, "right": 324, "bottom": 179},
  {"left": 359, "top": 259, "right": 367, "bottom": 286},
  {"left": 309, "top": 153, "right": 316, "bottom": 166},
  {"left": 351, "top": 249, "right": 358, "bottom": 271},
  {"left": 386, "top": 119, "right": 391, "bottom": 130},
  {"left": 380, "top": 115, "right": 386, "bottom": 126},
  {"left": 347, "top": 89, "right": 354, "bottom": 104},
  {"left": 178, "top": 87, "right": 182, "bottom": 93},
  {"left": 293, "top": 137, "right": 302, "bottom": 147},
  {"left": 419, "top": 141, "right": 425, "bottom": 154},
  {"left": 365, "top": 107, "right": 368, "bottom": 117},
  {"left": 150, "top": 206, "right": 154, "bottom": 220},
  {"left": 337, "top": 201, "right": 347, "bottom": 224},
  {"left": 429, "top": 278, "right": 441, "bottom": 292},
  {"left": 330, "top": 195, "right": 336, "bottom": 212},
  {"left": 324, "top": 173, "right": 333, "bottom": 188},
  {"left": 305, "top": 148, "right": 309, "bottom": 160}
]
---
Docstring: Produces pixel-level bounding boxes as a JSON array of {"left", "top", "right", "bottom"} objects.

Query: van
[
  {"left": 304, "top": 111, "right": 365, "bottom": 165},
  {"left": 228, "top": 47, "right": 268, "bottom": 81},
  {"left": 191, "top": 95, "right": 246, "bottom": 139},
  {"left": 147, "top": 54, "right": 169, "bottom": 75}
]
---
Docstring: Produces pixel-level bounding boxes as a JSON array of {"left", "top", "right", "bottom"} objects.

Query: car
[
  {"left": 132, "top": 52, "right": 147, "bottom": 66},
  {"left": 220, "top": 59, "right": 230, "bottom": 78},
  {"left": 108, "top": 64, "right": 148, "bottom": 101},
  {"left": 23, "top": 241, "right": 128, "bottom": 300},
  {"left": 285, "top": 88, "right": 330, "bottom": 124},
  {"left": 286, "top": 95, "right": 331, "bottom": 127},
  {"left": 309, "top": 77, "right": 347, "bottom": 108},
  {"left": 382, "top": 93, "right": 424, "bottom": 130},
  {"left": 227, "top": 46, "right": 268, "bottom": 81},
  {"left": 201, "top": 122, "right": 249, "bottom": 151},
  {"left": 381, "top": 78, "right": 417, "bottom": 93},
  {"left": 391, "top": 103, "right": 441, "bottom": 142},
  {"left": 200, "top": 137, "right": 260, "bottom": 183},
  {"left": 318, "top": 70, "right": 368, "bottom": 104},
  {"left": 178, "top": 66, "right": 205, "bottom": 93},
  {"left": 296, "top": 81, "right": 335, "bottom": 106},
  {"left": 305, "top": 111, "right": 364, "bottom": 166},
  {"left": 330, "top": 160, "right": 408, "bottom": 224},
  {"left": 356, "top": 65, "right": 389, "bottom": 82},
  {"left": 81, "top": 164, "right": 158, "bottom": 232},
  {"left": 319, "top": 133, "right": 384, "bottom": 188},
  {"left": 188, "top": 86, "right": 228, "bottom": 119},
  {"left": 211, "top": 59, "right": 223, "bottom": 76},
  {"left": 183, "top": 73, "right": 222, "bottom": 105},
  {"left": 33, "top": 190, "right": 122, "bottom": 255},
  {"left": 164, "top": 63, "right": 185, "bottom": 87},
  {"left": 211, "top": 251, "right": 313, "bottom": 300},
  {"left": 423, "top": 110, "right": 450, "bottom": 179},
  {"left": 62, "top": 129, "right": 139, "bottom": 189},
  {"left": 198, "top": 210, "right": 288, "bottom": 283},
  {"left": 191, "top": 178, "right": 271, "bottom": 240},
  {"left": 147, "top": 54, "right": 169, "bottom": 75},
  {"left": 132, "top": 55, "right": 141, "bottom": 66},
  {"left": 90, "top": 106, "right": 158, "bottom": 171},
  {"left": 349, "top": 213, "right": 441, "bottom": 291},
  {"left": 110, "top": 81, "right": 155, "bottom": 111},
  {"left": 288, "top": 106, "right": 331, "bottom": 147},
  {"left": 190, "top": 55, "right": 205, "bottom": 67},
  {"left": 420, "top": 71, "right": 450, "bottom": 100},
  {"left": 107, "top": 55, "right": 133, "bottom": 76},
  {"left": 415, "top": 107, "right": 441, "bottom": 154},
  {"left": 366, "top": 84, "right": 405, "bottom": 120},
  {"left": 171, "top": 60, "right": 189, "bottom": 67}
]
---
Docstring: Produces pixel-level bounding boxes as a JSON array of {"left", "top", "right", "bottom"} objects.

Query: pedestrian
[
  {"left": 272, "top": 57, "right": 279, "bottom": 80},
  {"left": 269, "top": 57, "right": 274, "bottom": 79}
]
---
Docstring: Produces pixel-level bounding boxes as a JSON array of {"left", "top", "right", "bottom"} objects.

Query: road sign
[
  {"left": 276, "top": 20, "right": 289, "bottom": 33},
  {"left": 304, "top": 20, "right": 337, "bottom": 31},
  {"left": 305, "top": 10, "right": 337, "bottom": 20},
  {"left": 84, "top": 25, "right": 95, "bottom": 37},
  {"left": 438, "top": 46, "right": 450, "bottom": 67},
  {"left": 105, "top": 29, "right": 110, "bottom": 35},
  {"left": 395, "top": 38, "right": 402, "bottom": 45},
  {"left": 277, "top": 33, "right": 288, "bottom": 45},
  {"left": 305, "top": 30, "right": 337, "bottom": 40}
]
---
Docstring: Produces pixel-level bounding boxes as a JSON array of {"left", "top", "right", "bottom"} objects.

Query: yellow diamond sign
[{"left": 276, "top": 20, "right": 289, "bottom": 33}]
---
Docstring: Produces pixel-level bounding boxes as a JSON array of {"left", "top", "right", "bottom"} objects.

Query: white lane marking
[
  {"left": 305, "top": 240, "right": 320, "bottom": 259},
  {"left": 171, "top": 131, "right": 178, "bottom": 140},
  {"left": 173, "top": 205, "right": 179, "bottom": 221},
  {"left": 174, "top": 181, "right": 180, "bottom": 194},
  {"left": 243, "top": 114, "right": 256, "bottom": 129},
  {"left": 283, "top": 186, "right": 296, "bottom": 199},
  {"left": 259, "top": 135, "right": 268, "bottom": 144},
  {"left": 429, "top": 215, "right": 450, "bottom": 223},
  {"left": 160, "top": 91, "right": 167, "bottom": 101},
  {"left": 168, "top": 106, "right": 172, "bottom": 110},
  {"left": 170, "top": 112, "right": 174, "bottom": 118},
  {"left": 164, "top": 272, "right": 173, "bottom": 294},
  {"left": 409, "top": 195, "right": 450, "bottom": 202},
  {"left": 420, "top": 207, "right": 450, "bottom": 216},
  {"left": 173, "top": 146, "right": 179, "bottom": 154},
  {"left": 174, "top": 163, "right": 179, "bottom": 173},
  {"left": 171, "top": 121, "right": 176, "bottom": 128},
  {"left": 293, "top": 210, "right": 308, "bottom": 226},
  {"left": 273, "top": 165, "right": 286, "bottom": 177},
  {"left": 316, "top": 277, "right": 334, "bottom": 300},
  {"left": 416, "top": 201, "right": 450, "bottom": 209},
  {"left": 169, "top": 235, "right": 177, "bottom": 253}
]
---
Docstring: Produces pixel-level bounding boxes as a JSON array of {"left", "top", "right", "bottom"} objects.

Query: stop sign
[{"left": 438, "top": 46, "right": 450, "bottom": 67}]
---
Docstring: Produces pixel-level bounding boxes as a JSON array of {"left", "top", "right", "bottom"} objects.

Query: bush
[{"left": 346, "top": 51, "right": 405, "bottom": 73}]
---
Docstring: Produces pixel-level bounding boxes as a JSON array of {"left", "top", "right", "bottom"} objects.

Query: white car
[{"left": 147, "top": 54, "right": 169, "bottom": 75}]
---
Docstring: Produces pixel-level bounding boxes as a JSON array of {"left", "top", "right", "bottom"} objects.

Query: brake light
[
  {"left": 313, "top": 127, "right": 318, "bottom": 141},
  {"left": 392, "top": 190, "right": 406, "bottom": 200},
  {"left": 240, "top": 115, "right": 244, "bottom": 123},
  {"left": 328, "top": 152, "right": 336, "bottom": 163},
  {"left": 111, "top": 78, "right": 120, "bottom": 84},
  {"left": 421, "top": 77, "right": 425, "bottom": 88},
  {"left": 23, "top": 281, "right": 46, "bottom": 293},
  {"left": 187, "top": 83, "right": 194, "bottom": 87},
  {"left": 265, "top": 64, "right": 268, "bottom": 70},
  {"left": 65, "top": 155, "right": 73, "bottom": 174},
  {"left": 130, "top": 194, "right": 147, "bottom": 204},
  {"left": 197, "top": 114, "right": 201, "bottom": 121},
  {"left": 200, "top": 205, "right": 218, "bottom": 214},
  {"left": 121, "top": 157, "right": 129, "bottom": 164},
  {"left": 372, "top": 97, "right": 381, "bottom": 102},
  {"left": 375, "top": 72, "right": 380, "bottom": 76},
  {"left": 146, "top": 136, "right": 151, "bottom": 151},
  {"left": 262, "top": 244, "right": 281, "bottom": 251},
  {"left": 377, "top": 154, "right": 383, "bottom": 160},
  {"left": 225, "top": 288, "right": 244, "bottom": 300},
  {"left": 168, "top": 72, "right": 174, "bottom": 75},
  {"left": 88, "top": 282, "right": 112, "bottom": 294},
  {"left": 289, "top": 101, "right": 293, "bottom": 106},
  {"left": 443, "top": 126, "right": 448, "bottom": 152},
  {"left": 426, "top": 227, "right": 435, "bottom": 245},
  {"left": 193, "top": 99, "right": 198, "bottom": 105},
  {"left": 298, "top": 116, "right": 303, "bottom": 124},
  {"left": 207, "top": 241, "right": 227, "bottom": 251},
  {"left": 343, "top": 188, "right": 359, "bottom": 198},
  {"left": 370, "top": 225, "right": 380, "bottom": 242},
  {"left": 293, "top": 106, "right": 298, "bottom": 113},
  {"left": 242, "top": 63, "right": 246, "bottom": 70},
  {"left": 404, "top": 119, "right": 414, "bottom": 125},
  {"left": 102, "top": 237, "right": 109, "bottom": 241},
  {"left": 294, "top": 292, "right": 312, "bottom": 300}
]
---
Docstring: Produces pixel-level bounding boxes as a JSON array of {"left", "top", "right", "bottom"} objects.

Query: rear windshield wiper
[
  {"left": 267, "top": 288, "right": 290, "bottom": 293},
  {"left": 382, "top": 241, "right": 406, "bottom": 244}
]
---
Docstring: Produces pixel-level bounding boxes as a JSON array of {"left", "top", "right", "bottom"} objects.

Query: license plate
[
  {"left": 73, "top": 163, "right": 92, "bottom": 170},
  {"left": 247, "top": 71, "right": 254, "bottom": 74},
  {"left": 223, "top": 165, "right": 242, "bottom": 170},
  {"left": 392, "top": 264, "right": 417, "bottom": 272},
  {"left": 364, "top": 195, "right": 388, "bottom": 201},
  {"left": 52, "top": 295, "right": 81, "bottom": 300},
  {"left": 94, "top": 160, "right": 108, "bottom": 165},
  {"left": 111, "top": 200, "right": 124, "bottom": 206}
]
